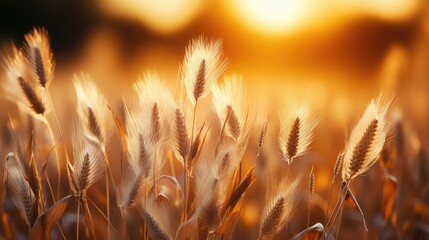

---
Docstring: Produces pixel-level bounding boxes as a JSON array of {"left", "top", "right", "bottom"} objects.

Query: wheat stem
[{"left": 44, "top": 121, "right": 61, "bottom": 201}]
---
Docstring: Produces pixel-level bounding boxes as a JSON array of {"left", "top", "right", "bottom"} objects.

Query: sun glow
[{"left": 229, "top": 0, "right": 311, "bottom": 35}]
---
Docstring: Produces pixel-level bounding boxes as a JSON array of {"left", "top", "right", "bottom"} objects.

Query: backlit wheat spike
[
  {"left": 70, "top": 123, "right": 105, "bottom": 193},
  {"left": 333, "top": 151, "right": 344, "bottom": 177},
  {"left": 2, "top": 45, "right": 49, "bottom": 120},
  {"left": 133, "top": 71, "right": 174, "bottom": 145},
  {"left": 25, "top": 155, "right": 42, "bottom": 209},
  {"left": 278, "top": 102, "right": 318, "bottom": 164},
  {"left": 139, "top": 194, "right": 175, "bottom": 240},
  {"left": 309, "top": 167, "right": 315, "bottom": 194},
  {"left": 182, "top": 36, "right": 228, "bottom": 104},
  {"left": 74, "top": 73, "right": 111, "bottom": 148},
  {"left": 143, "top": 211, "right": 172, "bottom": 240},
  {"left": 342, "top": 94, "right": 394, "bottom": 181},
  {"left": 194, "top": 160, "right": 221, "bottom": 230},
  {"left": 5, "top": 153, "right": 37, "bottom": 226},
  {"left": 23, "top": 27, "right": 55, "bottom": 88},
  {"left": 213, "top": 74, "right": 249, "bottom": 141},
  {"left": 258, "top": 172, "right": 300, "bottom": 239},
  {"left": 172, "top": 108, "right": 190, "bottom": 164},
  {"left": 125, "top": 103, "right": 150, "bottom": 175},
  {"left": 122, "top": 104, "right": 153, "bottom": 207},
  {"left": 258, "top": 117, "right": 269, "bottom": 148},
  {"left": 126, "top": 172, "right": 144, "bottom": 207}
]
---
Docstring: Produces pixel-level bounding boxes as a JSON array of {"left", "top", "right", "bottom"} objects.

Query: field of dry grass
[{"left": 0, "top": 27, "right": 428, "bottom": 240}]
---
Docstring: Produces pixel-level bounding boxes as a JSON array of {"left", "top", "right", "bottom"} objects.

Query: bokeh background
[{"left": 1, "top": 0, "right": 429, "bottom": 239}]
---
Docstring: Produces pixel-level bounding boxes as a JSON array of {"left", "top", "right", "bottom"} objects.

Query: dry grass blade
[
  {"left": 214, "top": 210, "right": 239, "bottom": 235},
  {"left": 382, "top": 174, "right": 397, "bottom": 223},
  {"left": 23, "top": 27, "right": 55, "bottom": 88},
  {"left": 188, "top": 122, "right": 205, "bottom": 166},
  {"left": 188, "top": 124, "right": 210, "bottom": 176},
  {"left": 67, "top": 161, "right": 78, "bottom": 193},
  {"left": 29, "top": 195, "right": 71, "bottom": 240},
  {"left": 289, "top": 223, "right": 326, "bottom": 240},
  {"left": 344, "top": 188, "right": 368, "bottom": 231},
  {"left": 107, "top": 102, "right": 128, "bottom": 165},
  {"left": 222, "top": 166, "right": 256, "bottom": 215}
]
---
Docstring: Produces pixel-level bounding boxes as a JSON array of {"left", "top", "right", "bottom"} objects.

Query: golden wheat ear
[
  {"left": 73, "top": 73, "right": 112, "bottom": 149},
  {"left": 278, "top": 101, "right": 318, "bottom": 164},
  {"left": 182, "top": 36, "right": 228, "bottom": 105},
  {"left": 342, "top": 93, "right": 394, "bottom": 181},
  {"left": 213, "top": 74, "right": 250, "bottom": 142},
  {"left": 5, "top": 152, "right": 38, "bottom": 226},
  {"left": 258, "top": 171, "right": 301, "bottom": 239},
  {"left": 2, "top": 45, "right": 49, "bottom": 120},
  {"left": 23, "top": 27, "right": 55, "bottom": 89},
  {"left": 133, "top": 71, "right": 174, "bottom": 144},
  {"left": 171, "top": 107, "right": 190, "bottom": 166},
  {"left": 139, "top": 194, "right": 175, "bottom": 240},
  {"left": 69, "top": 123, "right": 105, "bottom": 193}
]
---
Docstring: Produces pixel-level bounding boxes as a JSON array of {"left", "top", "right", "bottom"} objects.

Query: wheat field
[{"left": 0, "top": 26, "right": 427, "bottom": 240}]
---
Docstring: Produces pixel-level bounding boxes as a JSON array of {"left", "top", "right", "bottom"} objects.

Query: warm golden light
[
  {"left": 226, "top": 0, "right": 419, "bottom": 36},
  {"left": 229, "top": 0, "right": 310, "bottom": 35}
]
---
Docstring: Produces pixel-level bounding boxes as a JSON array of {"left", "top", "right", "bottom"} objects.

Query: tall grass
[{"left": 0, "top": 27, "right": 413, "bottom": 240}]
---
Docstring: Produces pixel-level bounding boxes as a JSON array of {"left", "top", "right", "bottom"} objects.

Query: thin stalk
[
  {"left": 324, "top": 181, "right": 350, "bottom": 239},
  {"left": 120, "top": 208, "right": 127, "bottom": 240},
  {"left": 185, "top": 101, "right": 198, "bottom": 223},
  {"left": 307, "top": 194, "right": 312, "bottom": 228},
  {"left": 44, "top": 119, "right": 61, "bottom": 200},
  {"left": 77, "top": 195, "right": 81, "bottom": 240},
  {"left": 101, "top": 150, "right": 115, "bottom": 240},
  {"left": 85, "top": 196, "right": 119, "bottom": 236},
  {"left": 82, "top": 194, "right": 96, "bottom": 239},
  {"left": 325, "top": 175, "right": 336, "bottom": 225},
  {"left": 105, "top": 168, "right": 110, "bottom": 240},
  {"left": 335, "top": 203, "right": 345, "bottom": 240}
]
